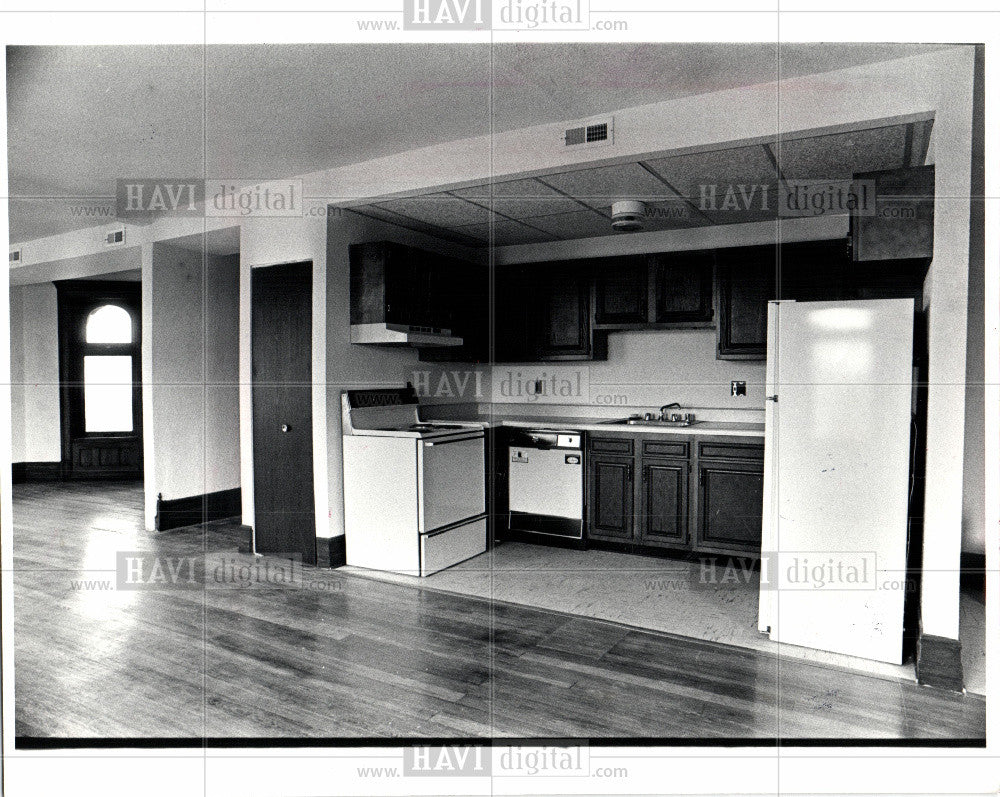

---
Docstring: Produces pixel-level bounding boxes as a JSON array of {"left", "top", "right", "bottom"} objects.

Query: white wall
[
  {"left": 147, "top": 242, "right": 240, "bottom": 522},
  {"left": 9, "top": 283, "right": 61, "bottom": 463},
  {"left": 9, "top": 286, "right": 25, "bottom": 463}
]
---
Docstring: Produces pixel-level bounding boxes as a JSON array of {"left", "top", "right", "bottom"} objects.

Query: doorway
[
  {"left": 55, "top": 280, "right": 143, "bottom": 479},
  {"left": 251, "top": 261, "right": 316, "bottom": 564}
]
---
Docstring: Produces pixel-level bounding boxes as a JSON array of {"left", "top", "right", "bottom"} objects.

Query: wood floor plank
[{"left": 10, "top": 481, "right": 986, "bottom": 742}]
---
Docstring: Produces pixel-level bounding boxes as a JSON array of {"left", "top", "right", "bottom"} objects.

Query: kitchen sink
[{"left": 600, "top": 418, "right": 702, "bottom": 428}]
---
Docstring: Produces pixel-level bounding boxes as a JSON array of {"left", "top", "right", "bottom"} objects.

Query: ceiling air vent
[
  {"left": 563, "top": 117, "right": 613, "bottom": 149},
  {"left": 104, "top": 227, "right": 126, "bottom": 247},
  {"left": 9, "top": 248, "right": 22, "bottom": 264}
]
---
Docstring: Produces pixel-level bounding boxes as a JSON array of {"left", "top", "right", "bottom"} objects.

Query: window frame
[{"left": 55, "top": 281, "right": 143, "bottom": 460}]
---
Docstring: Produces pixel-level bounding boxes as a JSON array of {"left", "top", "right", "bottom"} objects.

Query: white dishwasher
[{"left": 507, "top": 428, "right": 584, "bottom": 540}]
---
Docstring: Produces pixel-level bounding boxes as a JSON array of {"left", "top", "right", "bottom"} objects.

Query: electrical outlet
[{"left": 731, "top": 381, "right": 747, "bottom": 397}]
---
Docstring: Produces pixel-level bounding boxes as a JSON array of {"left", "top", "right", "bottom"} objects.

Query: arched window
[
  {"left": 85, "top": 304, "right": 132, "bottom": 344},
  {"left": 82, "top": 304, "right": 135, "bottom": 433}
]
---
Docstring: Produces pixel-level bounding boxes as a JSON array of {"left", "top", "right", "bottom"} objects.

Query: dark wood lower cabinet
[
  {"left": 586, "top": 454, "right": 633, "bottom": 541},
  {"left": 696, "top": 459, "right": 765, "bottom": 554},
  {"left": 637, "top": 458, "right": 689, "bottom": 547},
  {"left": 586, "top": 434, "right": 763, "bottom": 557}
]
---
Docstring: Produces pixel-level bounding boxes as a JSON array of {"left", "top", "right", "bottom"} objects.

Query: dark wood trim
[
  {"left": 916, "top": 633, "right": 964, "bottom": 692},
  {"left": 318, "top": 536, "right": 347, "bottom": 568},
  {"left": 961, "top": 551, "right": 986, "bottom": 596},
  {"left": 55, "top": 279, "right": 143, "bottom": 479},
  {"left": 155, "top": 488, "right": 242, "bottom": 532},
  {"left": 12, "top": 462, "right": 62, "bottom": 483},
  {"left": 237, "top": 524, "right": 254, "bottom": 554}
]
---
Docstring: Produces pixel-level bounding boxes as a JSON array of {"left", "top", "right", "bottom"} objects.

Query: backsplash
[{"left": 417, "top": 328, "right": 767, "bottom": 424}]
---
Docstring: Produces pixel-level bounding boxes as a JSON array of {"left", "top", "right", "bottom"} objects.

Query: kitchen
[
  {"left": 5, "top": 42, "right": 986, "bottom": 753},
  {"left": 334, "top": 130, "right": 979, "bottom": 687}
]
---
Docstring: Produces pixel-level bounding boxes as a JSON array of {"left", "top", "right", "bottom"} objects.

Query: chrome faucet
[{"left": 659, "top": 402, "right": 681, "bottom": 420}]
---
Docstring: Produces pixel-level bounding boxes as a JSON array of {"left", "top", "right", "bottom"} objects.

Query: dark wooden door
[
  {"left": 637, "top": 458, "right": 689, "bottom": 547},
  {"left": 252, "top": 262, "right": 316, "bottom": 564},
  {"left": 587, "top": 455, "right": 633, "bottom": 541},
  {"left": 696, "top": 460, "right": 764, "bottom": 554},
  {"left": 716, "top": 246, "right": 776, "bottom": 360},
  {"left": 593, "top": 256, "right": 648, "bottom": 326},
  {"left": 651, "top": 251, "right": 714, "bottom": 323},
  {"left": 535, "top": 263, "right": 591, "bottom": 359}
]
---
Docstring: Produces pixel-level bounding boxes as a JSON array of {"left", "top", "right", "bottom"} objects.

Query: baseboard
[
  {"left": 155, "top": 488, "right": 242, "bottom": 532},
  {"left": 237, "top": 525, "right": 254, "bottom": 554},
  {"left": 961, "top": 551, "right": 986, "bottom": 595},
  {"left": 317, "top": 536, "right": 346, "bottom": 568},
  {"left": 916, "top": 632, "right": 964, "bottom": 691},
  {"left": 12, "top": 462, "right": 61, "bottom": 484}
]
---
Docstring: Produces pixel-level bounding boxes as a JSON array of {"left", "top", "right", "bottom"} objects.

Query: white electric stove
[{"left": 341, "top": 385, "right": 487, "bottom": 576}]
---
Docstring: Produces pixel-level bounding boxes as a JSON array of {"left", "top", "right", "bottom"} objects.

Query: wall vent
[
  {"left": 563, "top": 117, "right": 613, "bottom": 148},
  {"left": 9, "top": 248, "right": 22, "bottom": 264},
  {"left": 104, "top": 227, "right": 126, "bottom": 247}
]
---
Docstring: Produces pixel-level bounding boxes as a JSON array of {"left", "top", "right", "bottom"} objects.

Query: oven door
[{"left": 417, "top": 432, "right": 486, "bottom": 533}]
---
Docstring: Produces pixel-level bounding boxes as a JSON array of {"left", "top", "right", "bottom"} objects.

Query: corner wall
[
  {"left": 9, "top": 282, "right": 60, "bottom": 464},
  {"left": 146, "top": 242, "right": 240, "bottom": 529}
]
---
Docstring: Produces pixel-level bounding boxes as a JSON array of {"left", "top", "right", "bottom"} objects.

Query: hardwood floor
[{"left": 10, "top": 481, "right": 986, "bottom": 743}]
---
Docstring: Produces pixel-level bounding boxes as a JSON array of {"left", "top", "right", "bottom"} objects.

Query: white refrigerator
[{"left": 757, "top": 298, "right": 915, "bottom": 664}]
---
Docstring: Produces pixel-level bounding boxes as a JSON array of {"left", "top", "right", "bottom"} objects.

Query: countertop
[{"left": 476, "top": 415, "right": 765, "bottom": 438}]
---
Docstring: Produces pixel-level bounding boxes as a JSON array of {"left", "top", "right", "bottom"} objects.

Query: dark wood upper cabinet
[
  {"left": 494, "top": 264, "right": 536, "bottom": 362},
  {"left": 650, "top": 250, "right": 714, "bottom": 324},
  {"left": 419, "top": 256, "right": 489, "bottom": 363},
  {"left": 534, "top": 262, "right": 593, "bottom": 359},
  {"left": 716, "top": 245, "right": 776, "bottom": 360},
  {"left": 350, "top": 241, "right": 437, "bottom": 329},
  {"left": 851, "top": 165, "right": 934, "bottom": 262},
  {"left": 593, "top": 256, "right": 648, "bottom": 326}
]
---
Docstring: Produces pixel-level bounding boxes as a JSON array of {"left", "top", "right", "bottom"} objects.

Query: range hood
[{"left": 350, "top": 322, "right": 463, "bottom": 347}]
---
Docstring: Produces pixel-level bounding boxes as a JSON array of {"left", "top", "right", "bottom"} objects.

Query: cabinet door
[
  {"left": 716, "top": 246, "right": 776, "bottom": 359},
  {"left": 382, "top": 243, "right": 428, "bottom": 327},
  {"left": 494, "top": 265, "right": 535, "bottom": 362},
  {"left": 696, "top": 459, "right": 764, "bottom": 554},
  {"left": 651, "top": 251, "right": 714, "bottom": 323},
  {"left": 851, "top": 165, "right": 934, "bottom": 262},
  {"left": 637, "top": 457, "right": 689, "bottom": 548},
  {"left": 593, "top": 256, "right": 648, "bottom": 326},
  {"left": 420, "top": 259, "right": 489, "bottom": 363},
  {"left": 587, "top": 455, "right": 633, "bottom": 541},
  {"left": 535, "top": 264, "right": 591, "bottom": 359}
]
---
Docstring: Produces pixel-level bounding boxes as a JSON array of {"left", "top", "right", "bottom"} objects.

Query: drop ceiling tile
[
  {"left": 526, "top": 209, "right": 619, "bottom": 240},
  {"left": 539, "top": 163, "right": 681, "bottom": 210},
  {"left": 374, "top": 193, "right": 493, "bottom": 228},
  {"left": 452, "top": 178, "right": 588, "bottom": 218},
  {"left": 455, "top": 219, "right": 558, "bottom": 246},
  {"left": 350, "top": 204, "right": 482, "bottom": 244},
  {"left": 639, "top": 200, "right": 709, "bottom": 231},
  {"left": 775, "top": 125, "right": 908, "bottom": 180},
  {"left": 452, "top": 177, "right": 562, "bottom": 199},
  {"left": 645, "top": 145, "right": 779, "bottom": 205}
]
